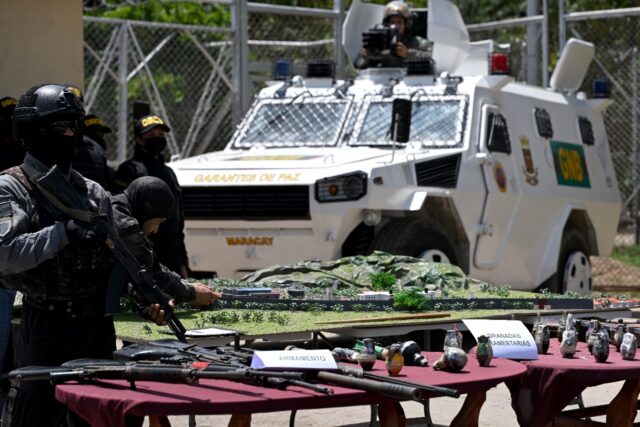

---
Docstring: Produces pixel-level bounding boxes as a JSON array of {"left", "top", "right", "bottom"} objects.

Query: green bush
[
  {"left": 370, "top": 272, "right": 397, "bottom": 291},
  {"left": 393, "top": 288, "right": 428, "bottom": 312}
]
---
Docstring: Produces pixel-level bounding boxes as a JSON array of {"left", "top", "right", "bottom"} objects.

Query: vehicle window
[
  {"left": 232, "top": 96, "right": 351, "bottom": 148},
  {"left": 350, "top": 95, "right": 467, "bottom": 147},
  {"left": 486, "top": 112, "right": 511, "bottom": 154},
  {"left": 578, "top": 116, "right": 595, "bottom": 146},
  {"left": 535, "top": 108, "right": 553, "bottom": 138}
]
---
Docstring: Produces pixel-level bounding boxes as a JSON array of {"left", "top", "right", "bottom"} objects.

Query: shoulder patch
[{"left": 0, "top": 202, "right": 13, "bottom": 239}]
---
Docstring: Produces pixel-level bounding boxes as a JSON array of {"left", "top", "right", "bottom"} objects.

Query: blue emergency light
[
  {"left": 592, "top": 79, "right": 610, "bottom": 99},
  {"left": 273, "top": 60, "right": 291, "bottom": 81}
]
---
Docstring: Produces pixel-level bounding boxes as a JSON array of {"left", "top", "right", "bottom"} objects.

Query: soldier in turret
[{"left": 355, "top": 1, "right": 433, "bottom": 69}]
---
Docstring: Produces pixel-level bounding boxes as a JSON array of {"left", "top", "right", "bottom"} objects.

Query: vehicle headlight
[{"left": 315, "top": 172, "right": 368, "bottom": 203}]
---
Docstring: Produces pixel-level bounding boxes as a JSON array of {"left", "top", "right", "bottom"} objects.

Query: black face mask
[
  {"left": 28, "top": 120, "right": 80, "bottom": 172},
  {"left": 143, "top": 136, "right": 167, "bottom": 157}
]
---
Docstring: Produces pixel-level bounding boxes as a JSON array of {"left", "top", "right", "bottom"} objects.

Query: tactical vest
[{"left": 1, "top": 166, "right": 112, "bottom": 304}]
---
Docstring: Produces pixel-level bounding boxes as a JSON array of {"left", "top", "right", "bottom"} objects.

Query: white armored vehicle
[{"left": 171, "top": 0, "right": 620, "bottom": 294}]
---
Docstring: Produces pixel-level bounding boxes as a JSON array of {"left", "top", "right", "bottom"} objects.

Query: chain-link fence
[{"left": 83, "top": 1, "right": 640, "bottom": 290}]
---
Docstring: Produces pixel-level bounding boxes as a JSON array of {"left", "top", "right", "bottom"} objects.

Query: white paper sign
[
  {"left": 251, "top": 350, "right": 338, "bottom": 370},
  {"left": 462, "top": 319, "right": 538, "bottom": 360}
]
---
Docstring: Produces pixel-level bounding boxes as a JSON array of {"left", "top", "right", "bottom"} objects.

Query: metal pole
[
  {"left": 542, "top": 0, "right": 549, "bottom": 87},
  {"left": 633, "top": 48, "right": 639, "bottom": 245},
  {"left": 526, "top": 0, "right": 539, "bottom": 85},
  {"left": 558, "top": 0, "right": 566, "bottom": 53},
  {"left": 333, "top": 0, "right": 345, "bottom": 79},
  {"left": 117, "top": 24, "right": 129, "bottom": 164},
  {"left": 232, "top": 0, "right": 250, "bottom": 125}
]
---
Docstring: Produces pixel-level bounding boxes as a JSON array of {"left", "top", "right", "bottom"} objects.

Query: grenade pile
[{"left": 533, "top": 312, "right": 638, "bottom": 363}]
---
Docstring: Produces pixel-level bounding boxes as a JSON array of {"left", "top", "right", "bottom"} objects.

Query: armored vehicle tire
[
  {"left": 547, "top": 229, "right": 592, "bottom": 295},
  {"left": 370, "top": 218, "right": 458, "bottom": 265}
]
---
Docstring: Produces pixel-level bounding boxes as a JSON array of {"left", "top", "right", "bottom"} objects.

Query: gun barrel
[
  {"left": 315, "top": 371, "right": 423, "bottom": 402},
  {"left": 338, "top": 366, "right": 459, "bottom": 398}
]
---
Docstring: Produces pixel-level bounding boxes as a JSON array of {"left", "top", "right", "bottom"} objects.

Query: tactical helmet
[
  {"left": 384, "top": 1, "right": 411, "bottom": 23},
  {"left": 13, "top": 84, "right": 85, "bottom": 143}
]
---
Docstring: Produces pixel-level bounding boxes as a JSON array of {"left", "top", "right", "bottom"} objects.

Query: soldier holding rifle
[{"left": 0, "top": 84, "right": 171, "bottom": 427}]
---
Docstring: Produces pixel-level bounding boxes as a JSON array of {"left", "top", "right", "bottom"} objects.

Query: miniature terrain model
[{"left": 170, "top": 0, "right": 620, "bottom": 295}]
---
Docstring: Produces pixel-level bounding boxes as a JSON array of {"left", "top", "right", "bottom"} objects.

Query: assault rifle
[
  {"left": 24, "top": 163, "right": 187, "bottom": 342},
  {"left": 6, "top": 359, "right": 333, "bottom": 395}
]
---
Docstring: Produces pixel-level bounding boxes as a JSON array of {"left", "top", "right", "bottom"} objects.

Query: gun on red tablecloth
[
  {"left": 5, "top": 359, "right": 333, "bottom": 396},
  {"left": 5, "top": 359, "right": 429, "bottom": 401}
]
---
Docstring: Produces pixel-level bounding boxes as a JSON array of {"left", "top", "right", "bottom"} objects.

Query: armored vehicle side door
[{"left": 473, "top": 104, "right": 522, "bottom": 269}]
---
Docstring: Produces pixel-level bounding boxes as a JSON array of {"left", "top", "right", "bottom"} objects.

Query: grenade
[
  {"left": 557, "top": 311, "right": 567, "bottom": 343},
  {"left": 560, "top": 330, "right": 577, "bottom": 358},
  {"left": 592, "top": 330, "right": 610, "bottom": 363},
  {"left": 533, "top": 312, "right": 542, "bottom": 332},
  {"left": 534, "top": 325, "right": 550, "bottom": 354},
  {"left": 331, "top": 347, "right": 359, "bottom": 364},
  {"left": 357, "top": 338, "right": 377, "bottom": 371},
  {"left": 399, "top": 341, "right": 428, "bottom": 367},
  {"left": 476, "top": 335, "right": 493, "bottom": 367},
  {"left": 586, "top": 320, "right": 600, "bottom": 354},
  {"left": 433, "top": 347, "right": 468, "bottom": 373},
  {"left": 613, "top": 323, "right": 625, "bottom": 352},
  {"left": 621, "top": 333, "right": 637, "bottom": 361},
  {"left": 443, "top": 329, "right": 462, "bottom": 350},
  {"left": 385, "top": 343, "right": 404, "bottom": 376}
]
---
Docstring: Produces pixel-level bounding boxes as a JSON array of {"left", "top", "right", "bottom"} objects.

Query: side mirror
[{"left": 391, "top": 98, "right": 412, "bottom": 143}]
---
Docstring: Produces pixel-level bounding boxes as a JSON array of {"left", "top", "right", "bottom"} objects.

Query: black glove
[{"left": 65, "top": 219, "right": 98, "bottom": 243}]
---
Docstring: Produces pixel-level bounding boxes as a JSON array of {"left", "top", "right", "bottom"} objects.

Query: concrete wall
[{"left": 0, "top": 0, "right": 83, "bottom": 99}]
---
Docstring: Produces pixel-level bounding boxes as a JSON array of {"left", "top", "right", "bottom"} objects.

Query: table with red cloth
[
  {"left": 55, "top": 351, "right": 526, "bottom": 427},
  {"left": 506, "top": 339, "right": 640, "bottom": 427}
]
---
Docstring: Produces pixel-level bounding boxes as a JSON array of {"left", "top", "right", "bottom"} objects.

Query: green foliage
[
  {"left": 393, "top": 288, "right": 428, "bottom": 312},
  {"left": 369, "top": 272, "right": 397, "bottom": 291},
  {"left": 612, "top": 246, "right": 640, "bottom": 267},
  {"left": 86, "top": 0, "right": 230, "bottom": 27},
  {"left": 479, "top": 283, "right": 512, "bottom": 297}
]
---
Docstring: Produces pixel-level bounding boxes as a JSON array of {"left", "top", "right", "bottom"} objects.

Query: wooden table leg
[
  {"left": 606, "top": 378, "right": 640, "bottom": 427},
  {"left": 148, "top": 415, "right": 171, "bottom": 427},
  {"left": 228, "top": 414, "right": 252, "bottom": 427},
  {"left": 377, "top": 401, "right": 406, "bottom": 427},
  {"left": 450, "top": 391, "right": 487, "bottom": 427}
]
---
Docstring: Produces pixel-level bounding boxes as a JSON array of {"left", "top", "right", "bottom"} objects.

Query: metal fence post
[
  {"left": 558, "top": 0, "right": 566, "bottom": 53},
  {"left": 633, "top": 48, "right": 639, "bottom": 245},
  {"left": 117, "top": 23, "right": 129, "bottom": 164},
  {"left": 333, "top": 0, "right": 345, "bottom": 78},
  {"left": 542, "top": 0, "right": 549, "bottom": 87},
  {"left": 526, "top": 0, "right": 539, "bottom": 85},
  {"left": 232, "top": 0, "right": 250, "bottom": 125}
]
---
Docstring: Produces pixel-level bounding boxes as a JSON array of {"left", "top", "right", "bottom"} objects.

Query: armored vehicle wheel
[
  {"left": 370, "top": 218, "right": 458, "bottom": 265},
  {"left": 547, "top": 229, "right": 592, "bottom": 295}
]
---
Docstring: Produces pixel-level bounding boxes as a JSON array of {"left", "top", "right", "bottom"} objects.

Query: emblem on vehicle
[
  {"left": 550, "top": 140, "right": 591, "bottom": 188},
  {"left": 520, "top": 136, "right": 539, "bottom": 186},
  {"left": 493, "top": 162, "right": 507, "bottom": 193}
]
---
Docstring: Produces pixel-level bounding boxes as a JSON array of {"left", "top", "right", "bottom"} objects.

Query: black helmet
[{"left": 13, "top": 83, "right": 85, "bottom": 144}]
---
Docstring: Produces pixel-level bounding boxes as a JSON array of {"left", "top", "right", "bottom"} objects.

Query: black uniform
[
  {"left": 0, "top": 84, "right": 115, "bottom": 427},
  {"left": 113, "top": 145, "right": 188, "bottom": 276},
  {"left": 0, "top": 155, "right": 116, "bottom": 426},
  {"left": 111, "top": 177, "right": 195, "bottom": 303},
  {"left": 73, "top": 134, "right": 114, "bottom": 189}
]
